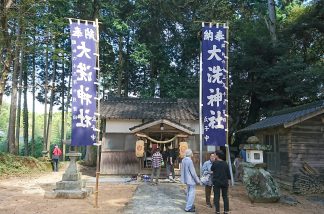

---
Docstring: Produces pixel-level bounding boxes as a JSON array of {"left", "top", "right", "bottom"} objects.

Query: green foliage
[
  {"left": 229, "top": 0, "right": 324, "bottom": 129},
  {"left": 0, "top": 152, "right": 48, "bottom": 177},
  {"left": 0, "top": 103, "right": 10, "bottom": 133},
  {"left": 20, "top": 136, "right": 44, "bottom": 158},
  {"left": 1, "top": 0, "right": 323, "bottom": 142}
]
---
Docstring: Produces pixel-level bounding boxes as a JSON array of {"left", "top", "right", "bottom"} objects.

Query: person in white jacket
[{"left": 180, "top": 149, "right": 201, "bottom": 212}]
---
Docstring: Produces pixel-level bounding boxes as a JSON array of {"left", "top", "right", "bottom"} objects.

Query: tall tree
[
  {"left": 8, "top": 30, "right": 20, "bottom": 154},
  {"left": 23, "top": 50, "right": 28, "bottom": 156}
]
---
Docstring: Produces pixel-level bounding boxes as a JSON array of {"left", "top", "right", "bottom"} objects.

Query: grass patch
[{"left": 0, "top": 152, "right": 50, "bottom": 177}]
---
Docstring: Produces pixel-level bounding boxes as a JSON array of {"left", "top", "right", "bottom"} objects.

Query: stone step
[{"left": 44, "top": 188, "right": 92, "bottom": 199}]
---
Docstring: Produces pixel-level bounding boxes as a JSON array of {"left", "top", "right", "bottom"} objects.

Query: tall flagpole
[
  {"left": 224, "top": 21, "right": 234, "bottom": 186},
  {"left": 199, "top": 22, "right": 204, "bottom": 175},
  {"left": 94, "top": 18, "right": 101, "bottom": 208}
]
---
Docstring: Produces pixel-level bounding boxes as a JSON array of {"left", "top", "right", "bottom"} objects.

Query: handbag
[{"left": 201, "top": 174, "right": 210, "bottom": 185}]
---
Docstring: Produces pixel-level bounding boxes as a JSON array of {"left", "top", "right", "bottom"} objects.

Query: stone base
[
  {"left": 44, "top": 152, "right": 92, "bottom": 199},
  {"left": 55, "top": 179, "right": 86, "bottom": 190},
  {"left": 44, "top": 188, "right": 92, "bottom": 199},
  {"left": 243, "top": 163, "right": 280, "bottom": 203}
]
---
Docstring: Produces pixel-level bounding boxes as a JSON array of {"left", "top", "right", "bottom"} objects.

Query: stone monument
[
  {"left": 45, "top": 152, "right": 92, "bottom": 199},
  {"left": 242, "top": 136, "right": 280, "bottom": 203}
]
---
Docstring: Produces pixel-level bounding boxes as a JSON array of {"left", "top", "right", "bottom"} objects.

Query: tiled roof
[
  {"left": 239, "top": 100, "right": 324, "bottom": 132},
  {"left": 100, "top": 97, "right": 199, "bottom": 120}
]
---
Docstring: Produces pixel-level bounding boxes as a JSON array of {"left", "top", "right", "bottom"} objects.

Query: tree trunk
[
  {"left": 246, "top": 92, "right": 261, "bottom": 126},
  {"left": 267, "top": 0, "right": 277, "bottom": 44},
  {"left": 8, "top": 40, "right": 20, "bottom": 154},
  {"left": 84, "top": 146, "right": 96, "bottom": 166},
  {"left": 43, "top": 38, "right": 49, "bottom": 155},
  {"left": 31, "top": 35, "right": 36, "bottom": 156},
  {"left": 63, "top": 67, "right": 72, "bottom": 161},
  {"left": 117, "top": 35, "right": 123, "bottom": 97},
  {"left": 124, "top": 34, "right": 130, "bottom": 97},
  {"left": 15, "top": 48, "right": 23, "bottom": 155},
  {"left": 46, "top": 57, "right": 57, "bottom": 153},
  {"left": 23, "top": 49, "right": 28, "bottom": 156},
  {"left": 150, "top": 59, "right": 158, "bottom": 97},
  {"left": 60, "top": 56, "right": 65, "bottom": 153}
]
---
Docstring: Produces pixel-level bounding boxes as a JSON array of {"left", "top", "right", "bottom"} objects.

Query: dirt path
[
  {"left": 0, "top": 168, "right": 323, "bottom": 214},
  {"left": 0, "top": 166, "right": 136, "bottom": 214}
]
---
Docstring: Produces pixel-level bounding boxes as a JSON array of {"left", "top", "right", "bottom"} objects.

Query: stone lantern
[
  {"left": 244, "top": 136, "right": 264, "bottom": 164},
  {"left": 242, "top": 136, "right": 280, "bottom": 203}
]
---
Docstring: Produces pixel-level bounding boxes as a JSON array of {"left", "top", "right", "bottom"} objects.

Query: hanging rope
[{"left": 135, "top": 133, "right": 187, "bottom": 144}]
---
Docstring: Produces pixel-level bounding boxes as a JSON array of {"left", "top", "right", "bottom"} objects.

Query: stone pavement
[{"left": 123, "top": 183, "right": 191, "bottom": 214}]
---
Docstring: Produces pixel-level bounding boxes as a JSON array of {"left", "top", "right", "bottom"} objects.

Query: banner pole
[
  {"left": 224, "top": 21, "right": 234, "bottom": 186},
  {"left": 199, "top": 22, "right": 204, "bottom": 175},
  {"left": 94, "top": 18, "right": 101, "bottom": 208}
]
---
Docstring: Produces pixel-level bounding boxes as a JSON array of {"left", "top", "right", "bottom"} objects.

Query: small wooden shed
[
  {"left": 239, "top": 100, "right": 324, "bottom": 189},
  {"left": 99, "top": 97, "right": 210, "bottom": 175}
]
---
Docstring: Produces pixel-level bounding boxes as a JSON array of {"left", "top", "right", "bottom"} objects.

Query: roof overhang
[
  {"left": 284, "top": 108, "right": 324, "bottom": 128},
  {"left": 129, "top": 119, "right": 194, "bottom": 135}
]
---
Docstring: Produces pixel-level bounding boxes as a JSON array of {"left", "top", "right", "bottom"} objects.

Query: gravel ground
[{"left": 123, "top": 183, "right": 189, "bottom": 214}]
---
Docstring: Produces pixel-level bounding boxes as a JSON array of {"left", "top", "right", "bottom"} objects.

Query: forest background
[{"left": 0, "top": 0, "right": 323, "bottom": 165}]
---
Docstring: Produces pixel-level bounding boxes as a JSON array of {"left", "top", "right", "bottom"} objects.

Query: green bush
[
  {"left": 0, "top": 137, "right": 6, "bottom": 152},
  {"left": 0, "top": 152, "right": 48, "bottom": 177}
]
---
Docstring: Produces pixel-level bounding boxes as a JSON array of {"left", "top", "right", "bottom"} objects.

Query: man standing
[
  {"left": 202, "top": 153, "right": 216, "bottom": 208},
  {"left": 151, "top": 148, "right": 163, "bottom": 185},
  {"left": 234, "top": 154, "right": 243, "bottom": 182},
  {"left": 239, "top": 144, "right": 246, "bottom": 162},
  {"left": 211, "top": 150, "right": 231, "bottom": 214},
  {"left": 181, "top": 149, "right": 201, "bottom": 212},
  {"left": 52, "top": 144, "right": 62, "bottom": 172}
]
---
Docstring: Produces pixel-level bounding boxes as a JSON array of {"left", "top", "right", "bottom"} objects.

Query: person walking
[
  {"left": 52, "top": 144, "right": 62, "bottom": 172},
  {"left": 202, "top": 153, "right": 216, "bottom": 208},
  {"left": 211, "top": 150, "right": 231, "bottom": 214},
  {"left": 150, "top": 148, "right": 163, "bottom": 185},
  {"left": 180, "top": 149, "right": 201, "bottom": 212}
]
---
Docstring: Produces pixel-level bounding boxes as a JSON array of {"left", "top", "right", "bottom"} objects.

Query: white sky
[{"left": 3, "top": 93, "right": 60, "bottom": 114}]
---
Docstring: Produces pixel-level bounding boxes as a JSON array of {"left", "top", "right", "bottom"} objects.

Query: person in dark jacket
[{"left": 211, "top": 150, "right": 231, "bottom": 214}]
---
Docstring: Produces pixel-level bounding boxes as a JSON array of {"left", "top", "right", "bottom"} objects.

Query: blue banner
[
  {"left": 70, "top": 22, "right": 97, "bottom": 146},
  {"left": 201, "top": 24, "right": 228, "bottom": 146}
]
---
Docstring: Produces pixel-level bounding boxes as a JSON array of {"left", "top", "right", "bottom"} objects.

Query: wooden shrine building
[
  {"left": 99, "top": 97, "right": 210, "bottom": 175},
  {"left": 239, "top": 100, "right": 324, "bottom": 189}
]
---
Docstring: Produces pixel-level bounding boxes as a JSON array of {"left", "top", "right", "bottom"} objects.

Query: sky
[{"left": 3, "top": 93, "right": 60, "bottom": 114}]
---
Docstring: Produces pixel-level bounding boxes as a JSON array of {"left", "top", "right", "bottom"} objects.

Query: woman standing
[
  {"left": 52, "top": 144, "right": 62, "bottom": 172},
  {"left": 201, "top": 153, "right": 216, "bottom": 208}
]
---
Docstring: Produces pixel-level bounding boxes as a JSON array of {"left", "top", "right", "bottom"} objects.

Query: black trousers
[
  {"left": 213, "top": 185, "right": 229, "bottom": 213},
  {"left": 53, "top": 159, "right": 59, "bottom": 172}
]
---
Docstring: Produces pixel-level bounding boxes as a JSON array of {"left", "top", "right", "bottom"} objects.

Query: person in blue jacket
[{"left": 180, "top": 149, "right": 201, "bottom": 212}]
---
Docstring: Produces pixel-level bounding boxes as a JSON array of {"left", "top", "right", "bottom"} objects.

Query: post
[
  {"left": 225, "top": 21, "right": 234, "bottom": 186},
  {"left": 199, "top": 22, "right": 204, "bottom": 175},
  {"left": 94, "top": 17, "right": 101, "bottom": 208}
]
